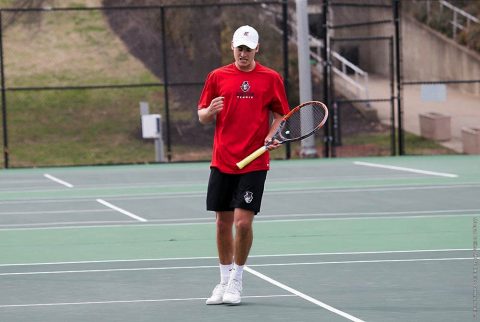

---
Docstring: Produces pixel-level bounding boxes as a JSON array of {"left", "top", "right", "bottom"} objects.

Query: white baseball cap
[{"left": 232, "top": 25, "right": 259, "bottom": 49}]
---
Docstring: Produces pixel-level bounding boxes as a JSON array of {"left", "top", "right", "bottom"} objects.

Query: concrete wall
[{"left": 402, "top": 15, "right": 480, "bottom": 96}]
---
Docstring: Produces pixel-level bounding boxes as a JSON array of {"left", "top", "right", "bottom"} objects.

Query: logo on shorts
[{"left": 244, "top": 191, "right": 253, "bottom": 204}]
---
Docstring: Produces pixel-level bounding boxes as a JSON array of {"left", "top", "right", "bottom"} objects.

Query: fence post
[
  {"left": 389, "top": 37, "right": 396, "bottom": 156},
  {"left": 282, "top": 0, "right": 291, "bottom": 160},
  {"left": 160, "top": 6, "right": 172, "bottom": 162},
  {"left": 322, "top": 0, "right": 332, "bottom": 158},
  {"left": 393, "top": 0, "right": 404, "bottom": 155},
  {"left": 0, "top": 11, "right": 8, "bottom": 168}
]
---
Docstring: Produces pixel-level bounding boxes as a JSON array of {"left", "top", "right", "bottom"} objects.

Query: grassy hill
[{"left": 1, "top": 0, "right": 174, "bottom": 168}]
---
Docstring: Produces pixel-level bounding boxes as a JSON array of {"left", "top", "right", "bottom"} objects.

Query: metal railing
[
  {"left": 309, "top": 35, "right": 370, "bottom": 102},
  {"left": 439, "top": 0, "right": 479, "bottom": 38},
  {"left": 263, "top": 3, "right": 370, "bottom": 103}
]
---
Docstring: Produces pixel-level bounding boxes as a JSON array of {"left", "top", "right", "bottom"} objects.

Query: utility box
[
  {"left": 141, "top": 114, "right": 161, "bottom": 139},
  {"left": 462, "top": 127, "right": 480, "bottom": 154},
  {"left": 419, "top": 112, "right": 451, "bottom": 141}
]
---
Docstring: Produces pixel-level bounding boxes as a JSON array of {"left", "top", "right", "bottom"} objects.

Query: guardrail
[
  {"left": 439, "top": 0, "right": 479, "bottom": 38},
  {"left": 263, "top": 3, "right": 370, "bottom": 102},
  {"left": 309, "top": 35, "right": 370, "bottom": 102}
]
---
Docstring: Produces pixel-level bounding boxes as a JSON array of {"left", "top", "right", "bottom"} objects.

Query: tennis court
[{"left": 1, "top": 155, "right": 478, "bottom": 321}]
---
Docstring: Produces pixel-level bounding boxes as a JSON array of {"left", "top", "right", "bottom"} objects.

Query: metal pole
[
  {"left": 331, "top": 101, "right": 340, "bottom": 157},
  {"left": 160, "top": 7, "right": 172, "bottom": 162},
  {"left": 296, "top": 0, "right": 317, "bottom": 157},
  {"left": 393, "top": 0, "right": 404, "bottom": 155},
  {"left": 389, "top": 37, "right": 396, "bottom": 156},
  {"left": 154, "top": 115, "right": 165, "bottom": 162},
  {"left": 282, "top": 0, "right": 291, "bottom": 160},
  {"left": 329, "top": 39, "right": 336, "bottom": 158},
  {"left": 0, "top": 12, "right": 8, "bottom": 168},
  {"left": 322, "top": 0, "right": 331, "bottom": 158}
]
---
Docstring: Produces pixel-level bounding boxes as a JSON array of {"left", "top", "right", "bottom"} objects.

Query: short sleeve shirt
[{"left": 198, "top": 63, "right": 289, "bottom": 174}]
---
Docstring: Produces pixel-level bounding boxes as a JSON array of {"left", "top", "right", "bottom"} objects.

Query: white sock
[
  {"left": 220, "top": 264, "right": 233, "bottom": 284},
  {"left": 232, "top": 263, "right": 244, "bottom": 281}
]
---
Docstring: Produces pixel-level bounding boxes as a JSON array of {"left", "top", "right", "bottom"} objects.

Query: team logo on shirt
[
  {"left": 244, "top": 191, "right": 253, "bottom": 204},
  {"left": 237, "top": 81, "right": 254, "bottom": 99},
  {"left": 240, "top": 81, "right": 250, "bottom": 92}
]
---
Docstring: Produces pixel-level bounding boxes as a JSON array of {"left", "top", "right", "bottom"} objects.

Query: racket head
[{"left": 273, "top": 101, "right": 328, "bottom": 143}]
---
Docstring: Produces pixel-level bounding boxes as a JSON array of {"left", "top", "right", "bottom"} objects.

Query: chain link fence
[
  {"left": 0, "top": 1, "right": 289, "bottom": 168},
  {"left": 1, "top": 0, "right": 479, "bottom": 168}
]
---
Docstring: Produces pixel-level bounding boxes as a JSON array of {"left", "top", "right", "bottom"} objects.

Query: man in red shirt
[{"left": 198, "top": 25, "right": 289, "bottom": 305}]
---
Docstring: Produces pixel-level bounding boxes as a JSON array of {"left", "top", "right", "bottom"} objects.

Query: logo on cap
[{"left": 232, "top": 25, "right": 259, "bottom": 49}]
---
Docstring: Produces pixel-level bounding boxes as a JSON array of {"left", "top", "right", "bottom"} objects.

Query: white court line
[
  {"left": 259, "top": 209, "right": 480, "bottom": 220},
  {"left": 0, "top": 248, "right": 470, "bottom": 267},
  {"left": 0, "top": 220, "right": 138, "bottom": 229},
  {"left": 0, "top": 257, "right": 469, "bottom": 276},
  {"left": 0, "top": 209, "right": 111, "bottom": 216},
  {"left": 3, "top": 183, "right": 479, "bottom": 205},
  {"left": 247, "top": 257, "right": 471, "bottom": 267},
  {"left": 0, "top": 265, "right": 217, "bottom": 276},
  {"left": 0, "top": 294, "right": 295, "bottom": 308},
  {"left": 1, "top": 206, "right": 477, "bottom": 221},
  {"left": 2, "top": 211, "right": 480, "bottom": 231},
  {"left": 96, "top": 199, "right": 147, "bottom": 222},
  {"left": 245, "top": 266, "right": 365, "bottom": 322},
  {"left": 43, "top": 174, "right": 74, "bottom": 188},
  {"left": 353, "top": 161, "right": 458, "bottom": 178}
]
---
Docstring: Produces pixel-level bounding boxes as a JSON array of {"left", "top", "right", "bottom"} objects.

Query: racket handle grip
[{"left": 236, "top": 146, "right": 267, "bottom": 169}]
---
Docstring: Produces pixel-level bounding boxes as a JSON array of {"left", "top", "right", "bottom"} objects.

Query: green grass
[
  {"left": 343, "top": 132, "right": 456, "bottom": 156},
  {"left": 268, "top": 131, "right": 457, "bottom": 161},
  {"left": 1, "top": 4, "right": 171, "bottom": 167},
  {"left": 404, "top": 132, "right": 458, "bottom": 155},
  {"left": 4, "top": 6, "right": 159, "bottom": 88},
  {"left": 7, "top": 87, "right": 166, "bottom": 167}
]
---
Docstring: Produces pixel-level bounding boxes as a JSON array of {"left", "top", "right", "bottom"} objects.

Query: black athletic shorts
[{"left": 206, "top": 167, "right": 268, "bottom": 214}]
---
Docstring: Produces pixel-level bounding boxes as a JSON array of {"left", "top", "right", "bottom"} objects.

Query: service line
[
  {"left": 353, "top": 161, "right": 458, "bottom": 178},
  {"left": 43, "top": 174, "right": 74, "bottom": 188},
  {"left": 96, "top": 199, "right": 147, "bottom": 222}
]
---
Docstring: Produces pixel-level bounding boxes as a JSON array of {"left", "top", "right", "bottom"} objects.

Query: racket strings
[{"left": 281, "top": 103, "right": 326, "bottom": 140}]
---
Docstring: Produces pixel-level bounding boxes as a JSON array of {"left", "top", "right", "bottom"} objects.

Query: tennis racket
[{"left": 236, "top": 101, "right": 329, "bottom": 169}]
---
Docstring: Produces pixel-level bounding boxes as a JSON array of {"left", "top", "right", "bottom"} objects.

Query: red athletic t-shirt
[{"left": 198, "top": 62, "right": 289, "bottom": 174}]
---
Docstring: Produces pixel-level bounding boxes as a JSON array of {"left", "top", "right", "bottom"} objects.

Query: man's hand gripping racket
[{"left": 236, "top": 101, "right": 329, "bottom": 169}]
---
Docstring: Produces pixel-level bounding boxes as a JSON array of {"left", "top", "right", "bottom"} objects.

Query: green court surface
[{"left": 0, "top": 155, "right": 479, "bottom": 321}]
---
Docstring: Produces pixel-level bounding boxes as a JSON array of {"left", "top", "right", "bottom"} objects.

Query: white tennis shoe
[
  {"left": 205, "top": 283, "right": 228, "bottom": 305},
  {"left": 222, "top": 278, "right": 242, "bottom": 305}
]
